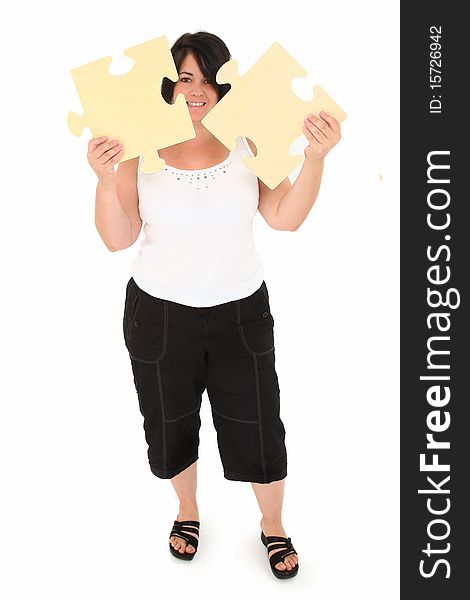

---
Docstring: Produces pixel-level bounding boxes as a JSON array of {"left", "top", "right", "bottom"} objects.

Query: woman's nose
[
  {"left": 190, "top": 87, "right": 204, "bottom": 96},
  {"left": 188, "top": 81, "right": 204, "bottom": 94}
]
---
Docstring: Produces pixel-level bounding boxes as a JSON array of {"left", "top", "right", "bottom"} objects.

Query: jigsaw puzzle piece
[
  {"left": 202, "top": 42, "right": 347, "bottom": 189},
  {"left": 243, "top": 83, "right": 346, "bottom": 187},
  {"left": 67, "top": 36, "right": 195, "bottom": 174},
  {"left": 67, "top": 56, "right": 114, "bottom": 137}
]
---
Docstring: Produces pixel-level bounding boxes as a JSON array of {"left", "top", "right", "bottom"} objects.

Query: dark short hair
[{"left": 161, "top": 31, "right": 231, "bottom": 104}]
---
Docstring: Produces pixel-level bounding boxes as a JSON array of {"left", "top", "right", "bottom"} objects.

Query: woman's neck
[{"left": 180, "top": 122, "right": 221, "bottom": 150}]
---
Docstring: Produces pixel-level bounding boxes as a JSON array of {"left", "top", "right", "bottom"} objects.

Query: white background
[{"left": 1, "top": 0, "right": 399, "bottom": 598}]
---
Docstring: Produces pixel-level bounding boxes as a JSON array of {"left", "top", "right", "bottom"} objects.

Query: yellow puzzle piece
[
  {"left": 67, "top": 36, "right": 195, "bottom": 174},
  {"left": 202, "top": 42, "right": 347, "bottom": 189}
]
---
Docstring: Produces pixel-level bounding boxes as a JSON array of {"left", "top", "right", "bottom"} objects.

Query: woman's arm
[
  {"left": 95, "top": 157, "right": 142, "bottom": 252},
  {"left": 258, "top": 111, "right": 341, "bottom": 231},
  {"left": 273, "top": 157, "right": 324, "bottom": 231}
]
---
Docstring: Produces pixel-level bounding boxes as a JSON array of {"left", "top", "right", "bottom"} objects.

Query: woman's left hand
[{"left": 302, "top": 111, "right": 342, "bottom": 162}]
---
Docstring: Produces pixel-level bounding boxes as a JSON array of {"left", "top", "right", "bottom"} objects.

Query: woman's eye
[{"left": 178, "top": 77, "right": 213, "bottom": 85}]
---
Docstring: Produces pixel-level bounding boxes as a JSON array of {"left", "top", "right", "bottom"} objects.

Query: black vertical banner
[{"left": 401, "top": 2, "right": 468, "bottom": 598}]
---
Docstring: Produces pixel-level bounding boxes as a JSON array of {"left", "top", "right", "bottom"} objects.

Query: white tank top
[{"left": 129, "top": 136, "right": 264, "bottom": 307}]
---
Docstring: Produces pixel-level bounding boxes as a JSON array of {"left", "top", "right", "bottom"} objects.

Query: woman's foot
[
  {"left": 170, "top": 504, "right": 199, "bottom": 555},
  {"left": 260, "top": 517, "right": 299, "bottom": 573}
]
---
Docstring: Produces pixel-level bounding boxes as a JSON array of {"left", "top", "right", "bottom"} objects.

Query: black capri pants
[{"left": 122, "top": 277, "right": 287, "bottom": 484}]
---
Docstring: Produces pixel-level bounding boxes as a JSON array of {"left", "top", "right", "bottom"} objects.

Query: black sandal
[
  {"left": 261, "top": 531, "right": 299, "bottom": 579},
  {"left": 169, "top": 520, "right": 200, "bottom": 560}
]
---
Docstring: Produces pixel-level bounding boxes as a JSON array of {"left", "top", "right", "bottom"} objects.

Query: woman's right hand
[{"left": 87, "top": 136, "right": 124, "bottom": 183}]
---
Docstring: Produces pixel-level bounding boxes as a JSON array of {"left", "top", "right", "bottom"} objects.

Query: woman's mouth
[{"left": 187, "top": 102, "right": 206, "bottom": 108}]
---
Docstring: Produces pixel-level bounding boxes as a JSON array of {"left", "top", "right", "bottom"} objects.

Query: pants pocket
[
  {"left": 123, "top": 279, "right": 140, "bottom": 344},
  {"left": 239, "top": 283, "right": 275, "bottom": 355},
  {"left": 124, "top": 280, "right": 167, "bottom": 361}
]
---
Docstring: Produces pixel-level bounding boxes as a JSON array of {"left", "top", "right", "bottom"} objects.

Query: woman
[{"left": 88, "top": 31, "right": 341, "bottom": 579}]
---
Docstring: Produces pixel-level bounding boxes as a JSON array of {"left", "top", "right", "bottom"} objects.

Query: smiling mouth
[{"left": 187, "top": 102, "right": 206, "bottom": 107}]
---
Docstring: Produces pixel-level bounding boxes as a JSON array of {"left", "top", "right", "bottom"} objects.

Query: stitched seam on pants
[
  {"left": 156, "top": 301, "right": 169, "bottom": 472},
  {"left": 158, "top": 300, "right": 169, "bottom": 362},
  {"left": 253, "top": 354, "right": 267, "bottom": 480},
  {"left": 151, "top": 454, "right": 199, "bottom": 478},
  {"left": 211, "top": 407, "right": 259, "bottom": 425},
  {"left": 156, "top": 360, "right": 167, "bottom": 474},
  {"left": 165, "top": 401, "right": 202, "bottom": 423},
  {"left": 224, "top": 468, "right": 287, "bottom": 480}
]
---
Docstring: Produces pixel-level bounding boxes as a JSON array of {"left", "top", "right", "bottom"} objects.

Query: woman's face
[{"left": 172, "top": 53, "right": 219, "bottom": 123}]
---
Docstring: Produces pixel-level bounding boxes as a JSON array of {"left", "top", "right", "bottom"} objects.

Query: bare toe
[{"left": 170, "top": 518, "right": 199, "bottom": 558}]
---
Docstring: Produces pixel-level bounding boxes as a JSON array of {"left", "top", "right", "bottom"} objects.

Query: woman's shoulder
[{"left": 237, "top": 136, "right": 256, "bottom": 158}]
